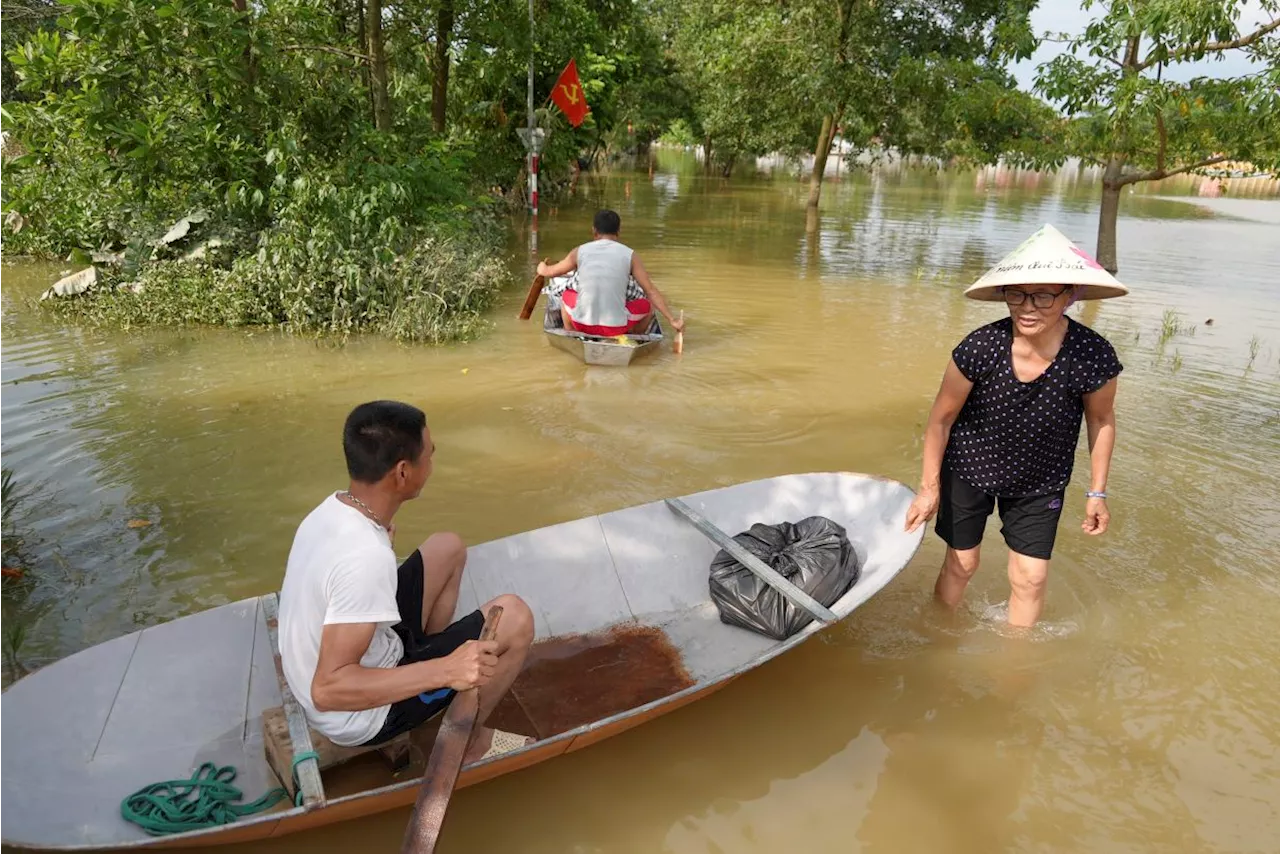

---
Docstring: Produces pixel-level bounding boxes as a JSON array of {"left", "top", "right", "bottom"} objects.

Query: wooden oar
[
  {"left": 673, "top": 310, "right": 684, "bottom": 355},
  {"left": 517, "top": 260, "right": 548, "bottom": 320},
  {"left": 400, "top": 605, "right": 503, "bottom": 854}
]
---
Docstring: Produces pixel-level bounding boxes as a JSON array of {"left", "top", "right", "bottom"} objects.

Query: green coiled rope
[{"left": 121, "top": 751, "right": 319, "bottom": 836}]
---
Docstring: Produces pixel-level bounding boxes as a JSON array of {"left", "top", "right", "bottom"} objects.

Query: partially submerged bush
[
  {"left": 379, "top": 237, "right": 508, "bottom": 343},
  {"left": 228, "top": 226, "right": 507, "bottom": 343},
  {"left": 45, "top": 260, "right": 274, "bottom": 330},
  {"left": 44, "top": 226, "right": 508, "bottom": 344},
  {"left": 32, "top": 149, "right": 512, "bottom": 344}
]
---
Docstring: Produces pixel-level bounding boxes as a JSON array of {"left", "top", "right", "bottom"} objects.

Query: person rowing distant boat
[
  {"left": 278, "top": 400, "right": 535, "bottom": 763},
  {"left": 537, "top": 209, "right": 685, "bottom": 338}
]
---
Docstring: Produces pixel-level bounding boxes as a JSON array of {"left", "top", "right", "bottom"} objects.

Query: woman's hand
[
  {"left": 904, "top": 488, "right": 939, "bottom": 533},
  {"left": 1081, "top": 497, "right": 1109, "bottom": 535}
]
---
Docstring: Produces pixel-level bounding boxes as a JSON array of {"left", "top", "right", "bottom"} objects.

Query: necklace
[{"left": 339, "top": 490, "right": 388, "bottom": 530}]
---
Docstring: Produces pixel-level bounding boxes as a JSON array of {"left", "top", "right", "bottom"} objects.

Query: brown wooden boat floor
[
  {"left": 488, "top": 623, "right": 696, "bottom": 740},
  {"left": 317, "top": 623, "right": 695, "bottom": 799}
]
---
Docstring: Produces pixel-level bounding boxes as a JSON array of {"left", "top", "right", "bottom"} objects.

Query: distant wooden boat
[
  {"left": 0, "top": 472, "right": 924, "bottom": 850},
  {"left": 541, "top": 300, "right": 665, "bottom": 366}
]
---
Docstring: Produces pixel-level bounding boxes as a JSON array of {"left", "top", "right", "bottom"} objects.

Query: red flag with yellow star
[{"left": 550, "top": 59, "right": 589, "bottom": 127}]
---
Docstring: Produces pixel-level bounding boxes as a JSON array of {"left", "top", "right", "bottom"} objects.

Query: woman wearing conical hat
[{"left": 904, "top": 225, "right": 1128, "bottom": 628}]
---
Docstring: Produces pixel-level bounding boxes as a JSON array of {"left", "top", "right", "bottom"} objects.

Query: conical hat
[{"left": 964, "top": 224, "right": 1129, "bottom": 301}]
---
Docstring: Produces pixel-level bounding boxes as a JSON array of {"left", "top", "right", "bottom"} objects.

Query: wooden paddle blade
[
  {"left": 400, "top": 606, "right": 503, "bottom": 854},
  {"left": 400, "top": 695, "right": 477, "bottom": 854},
  {"left": 673, "top": 310, "right": 684, "bottom": 355},
  {"left": 517, "top": 260, "right": 549, "bottom": 319}
]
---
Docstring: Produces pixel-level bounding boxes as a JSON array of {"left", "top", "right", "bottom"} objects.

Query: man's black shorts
[
  {"left": 934, "top": 464, "right": 1065, "bottom": 560},
  {"left": 361, "top": 548, "right": 483, "bottom": 746}
]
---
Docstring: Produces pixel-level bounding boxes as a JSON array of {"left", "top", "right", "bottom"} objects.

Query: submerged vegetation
[
  {"left": 41, "top": 214, "right": 510, "bottom": 344},
  {"left": 3, "top": 468, "right": 40, "bottom": 685},
  {"left": 1, "top": 470, "right": 28, "bottom": 595},
  {"left": 1159, "top": 309, "right": 1195, "bottom": 344}
]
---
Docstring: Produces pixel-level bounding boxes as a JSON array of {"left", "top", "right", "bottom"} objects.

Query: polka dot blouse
[{"left": 945, "top": 316, "right": 1123, "bottom": 497}]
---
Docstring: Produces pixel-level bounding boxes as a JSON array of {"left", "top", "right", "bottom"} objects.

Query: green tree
[
  {"left": 797, "top": 0, "right": 1044, "bottom": 219},
  {"left": 886, "top": 58, "right": 1064, "bottom": 170},
  {"left": 662, "top": 0, "right": 1054, "bottom": 208},
  {"left": 367, "top": 0, "right": 391, "bottom": 130},
  {"left": 1035, "top": 0, "right": 1280, "bottom": 272},
  {"left": 662, "top": 0, "right": 819, "bottom": 176},
  {"left": 432, "top": 0, "right": 683, "bottom": 185},
  {"left": 1, "top": 0, "right": 59, "bottom": 104}
]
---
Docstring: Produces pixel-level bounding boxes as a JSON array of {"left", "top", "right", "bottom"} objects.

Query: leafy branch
[
  {"left": 0, "top": 6, "right": 59, "bottom": 22},
  {"left": 279, "top": 45, "right": 371, "bottom": 63},
  {"left": 1120, "top": 153, "right": 1231, "bottom": 186},
  {"left": 1136, "top": 16, "right": 1280, "bottom": 71}
]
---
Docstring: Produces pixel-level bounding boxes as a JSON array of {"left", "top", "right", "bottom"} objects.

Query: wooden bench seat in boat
[
  {"left": 260, "top": 707, "right": 413, "bottom": 801},
  {"left": 260, "top": 592, "right": 413, "bottom": 804}
]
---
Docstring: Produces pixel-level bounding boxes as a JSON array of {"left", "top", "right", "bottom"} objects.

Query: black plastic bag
[{"left": 708, "top": 516, "right": 860, "bottom": 640}]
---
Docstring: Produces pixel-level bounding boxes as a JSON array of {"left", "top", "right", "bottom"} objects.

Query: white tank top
[{"left": 572, "top": 238, "right": 634, "bottom": 328}]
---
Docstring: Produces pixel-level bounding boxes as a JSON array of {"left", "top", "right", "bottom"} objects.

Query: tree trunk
[
  {"left": 367, "top": 0, "right": 391, "bottom": 131},
  {"left": 431, "top": 0, "right": 453, "bottom": 134},
  {"left": 1096, "top": 156, "right": 1126, "bottom": 273},
  {"left": 357, "top": 0, "right": 371, "bottom": 108},
  {"left": 806, "top": 113, "right": 834, "bottom": 223},
  {"left": 233, "top": 0, "right": 255, "bottom": 85},
  {"left": 1097, "top": 184, "right": 1122, "bottom": 273},
  {"left": 703, "top": 135, "right": 713, "bottom": 176}
]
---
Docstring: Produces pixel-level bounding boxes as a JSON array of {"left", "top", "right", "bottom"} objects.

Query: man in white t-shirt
[{"left": 279, "top": 400, "right": 535, "bottom": 761}]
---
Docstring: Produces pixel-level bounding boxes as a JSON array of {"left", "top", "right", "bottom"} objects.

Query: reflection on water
[{"left": 2, "top": 152, "right": 1279, "bottom": 852}]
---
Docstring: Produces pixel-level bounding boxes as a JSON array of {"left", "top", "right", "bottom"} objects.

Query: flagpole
[{"left": 527, "top": 0, "right": 538, "bottom": 224}]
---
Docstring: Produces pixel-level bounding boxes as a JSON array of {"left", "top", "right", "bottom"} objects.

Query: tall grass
[{"left": 1159, "top": 309, "right": 1195, "bottom": 344}]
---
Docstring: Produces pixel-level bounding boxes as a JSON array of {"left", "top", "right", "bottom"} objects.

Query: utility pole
[
  {"left": 527, "top": 0, "right": 538, "bottom": 219},
  {"left": 517, "top": 0, "right": 543, "bottom": 256}
]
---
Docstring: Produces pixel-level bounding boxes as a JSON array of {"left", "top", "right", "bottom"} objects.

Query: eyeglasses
[{"left": 1002, "top": 287, "right": 1068, "bottom": 309}]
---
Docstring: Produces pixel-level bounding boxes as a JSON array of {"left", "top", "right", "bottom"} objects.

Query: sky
[{"left": 1008, "top": 0, "right": 1275, "bottom": 94}]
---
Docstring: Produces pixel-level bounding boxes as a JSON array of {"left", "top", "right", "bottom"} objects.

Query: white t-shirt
[
  {"left": 278, "top": 493, "right": 404, "bottom": 746},
  {"left": 571, "top": 238, "right": 634, "bottom": 328}
]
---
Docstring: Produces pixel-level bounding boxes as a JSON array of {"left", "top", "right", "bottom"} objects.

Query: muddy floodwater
[{"left": 3, "top": 153, "right": 1279, "bottom": 853}]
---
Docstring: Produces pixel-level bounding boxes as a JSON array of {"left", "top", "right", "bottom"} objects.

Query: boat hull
[
  {"left": 542, "top": 302, "right": 665, "bottom": 366},
  {"left": 156, "top": 677, "right": 737, "bottom": 849},
  {"left": 1, "top": 472, "right": 924, "bottom": 850}
]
